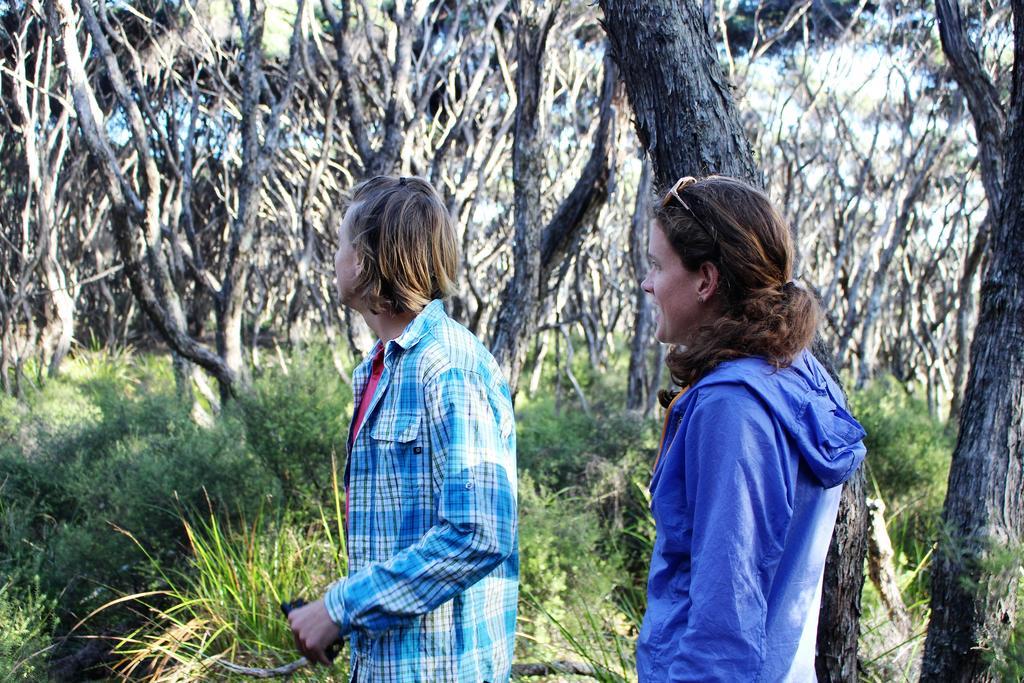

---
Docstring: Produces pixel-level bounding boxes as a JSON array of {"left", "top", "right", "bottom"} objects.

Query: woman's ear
[{"left": 697, "top": 261, "right": 720, "bottom": 302}]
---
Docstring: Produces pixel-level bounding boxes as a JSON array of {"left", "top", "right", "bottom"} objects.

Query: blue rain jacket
[{"left": 637, "top": 350, "right": 866, "bottom": 682}]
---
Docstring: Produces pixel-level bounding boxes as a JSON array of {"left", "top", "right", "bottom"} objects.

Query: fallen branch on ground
[{"left": 211, "top": 656, "right": 599, "bottom": 678}]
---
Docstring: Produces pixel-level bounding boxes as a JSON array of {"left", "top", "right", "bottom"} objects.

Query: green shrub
[
  {"left": 0, "top": 391, "right": 21, "bottom": 444},
  {"left": 852, "top": 376, "right": 955, "bottom": 676},
  {"left": 514, "top": 349, "right": 659, "bottom": 672},
  {"left": 0, "top": 352, "right": 279, "bottom": 624},
  {"left": 851, "top": 376, "right": 953, "bottom": 509},
  {"left": 0, "top": 581, "right": 56, "bottom": 681},
  {"left": 516, "top": 472, "right": 636, "bottom": 677},
  {"left": 515, "top": 389, "right": 659, "bottom": 592},
  {"left": 232, "top": 348, "right": 352, "bottom": 508},
  {"left": 516, "top": 395, "right": 658, "bottom": 492},
  {"left": 850, "top": 376, "right": 954, "bottom": 563},
  {"left": 517, "top": 475, "right": 619, "bottom": 621}
]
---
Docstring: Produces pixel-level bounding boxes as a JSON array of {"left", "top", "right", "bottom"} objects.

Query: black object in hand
[
  {"left": 280, "top": 598, "right": 307, "bottom": 617},
  {"left": 281, "top": 597, "right": 342, "bottom": 662}
]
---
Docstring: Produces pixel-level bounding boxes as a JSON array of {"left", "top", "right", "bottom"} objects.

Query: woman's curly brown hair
[{"left": 656, "top": 175, "right": 821, "bottom": 407}]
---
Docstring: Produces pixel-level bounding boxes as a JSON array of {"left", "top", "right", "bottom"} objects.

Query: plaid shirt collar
[
  {"left": 361, "top": 299, "right": 446, "bottom": 370},
  {"left": 392, "top": 299, "right": 446, "bottom": 350},
  {"left": 347, "top": 299, "right": 452, "bottom": 459}
]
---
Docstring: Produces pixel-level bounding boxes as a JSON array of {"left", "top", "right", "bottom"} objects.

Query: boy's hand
[{"left": 287, "top": 598, "right": 339, "bottom": 666}]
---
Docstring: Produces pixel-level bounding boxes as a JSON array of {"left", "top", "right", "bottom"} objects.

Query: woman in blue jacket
[{"left": 638, "top": 175, "right": 866, "bottom": 682}]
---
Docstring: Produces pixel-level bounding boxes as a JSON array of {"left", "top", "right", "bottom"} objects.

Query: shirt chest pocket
[
  {"left": 370, "top": 411, "right": 421, "bottom": 464},
  {"left": 369, "top": 412, "right": 433, "bottom": 544}
]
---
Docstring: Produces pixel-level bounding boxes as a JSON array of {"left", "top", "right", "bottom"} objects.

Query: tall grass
[
  {"left": 521, "top": 589, "right": 638, "bottom": 683},
  {"left": 106, "top": 459, "right": 348, "bottom": 681}
]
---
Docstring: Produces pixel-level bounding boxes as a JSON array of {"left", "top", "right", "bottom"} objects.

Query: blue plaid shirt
[{"left": 325, "top": 300, "right": 518, "bottom": 682}]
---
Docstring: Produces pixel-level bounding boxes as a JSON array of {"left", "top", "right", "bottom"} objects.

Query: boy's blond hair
[{"left": 346, "top": 175, "right": 459, "bottom": 314}]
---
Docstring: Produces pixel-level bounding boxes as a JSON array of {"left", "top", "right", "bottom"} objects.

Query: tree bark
[
  {"left": 934, "top": 0, "right": 1005, "bottom": 212},
  {"left": 598, "top": 0, "right": 758, "bottom": 185},
  {"left": 922, "top": 1, "right": 1024, "bottom": 680},
  {"left": 489, "top": 0, "right": 556, "bottom": 395},
  {"left": 814, "top": 467, "right": 868, "bottom": 682},
  {"left": 600, "top": 2, "right": 865, "bottom": 677}
]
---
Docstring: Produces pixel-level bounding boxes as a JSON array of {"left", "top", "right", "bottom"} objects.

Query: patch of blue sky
[{"left": 107, "top": 110, "right": 131, "bottom": 147}]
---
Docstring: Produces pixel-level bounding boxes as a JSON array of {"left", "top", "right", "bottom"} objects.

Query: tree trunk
[
  {"left": 949, "top": 225, "right": 987, "bottom": 423},
  {"left": 489, "top": 0, "right": 556, "bottom": 394},
  {"left": 599, "top": 1, "right": 865, "bottom": 677},
  {"left": 626, "top": 160, "right": 653, "bottom": 411},
  {"left": 216, "top": 0, "right": 305, "bottom": 398},
  {"left": 598, "top": 0, "right": 757, "bottom": 185},
  {"left": 922, "top": 1, "right": 1024, "bottom": 679},
  {"left": 490, "top": 14, "right": 619, "bottom": 395},
  {"left": 216, "top": 0, "right": 265, "bottom": 387},
  {"left": 46, "top": 0, "right": 238, "bottom": 397},
  {"left": 814, "top": 467, "right": 867, "bottom": 682},
  {"left": 7, "top": 11, "right": 77, "bottom": 382}
]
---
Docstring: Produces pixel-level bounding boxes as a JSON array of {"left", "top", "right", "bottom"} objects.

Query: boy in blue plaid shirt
[{"left": 288, "top": 176, "right": 518, "bottom": 682}]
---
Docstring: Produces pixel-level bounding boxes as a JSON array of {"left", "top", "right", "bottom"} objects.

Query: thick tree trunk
[
  {"left": 922, "top": 2, "right": 1024, "bottom": 679},
  {"left": 814, "top": 470, "right": 867, "bottom": 681},
  {"left": 600, "top": 2, "right": 865, "bottom": 677},
  {"left": 598, "top": 0, "right": 757, "bottom": 185}
]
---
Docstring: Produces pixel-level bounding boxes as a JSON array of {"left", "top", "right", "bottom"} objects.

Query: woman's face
[{"left": 641, "top": 221, "right": 714, "bottom": 345}]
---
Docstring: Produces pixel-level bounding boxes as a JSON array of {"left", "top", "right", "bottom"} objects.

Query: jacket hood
[{"left": 695, "top": 351, "right": 866, "bottom": 488}]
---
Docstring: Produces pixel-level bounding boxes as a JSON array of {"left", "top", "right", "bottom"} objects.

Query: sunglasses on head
[{"left": 662, "top": 176, "right": 718, "bottom": 246}]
